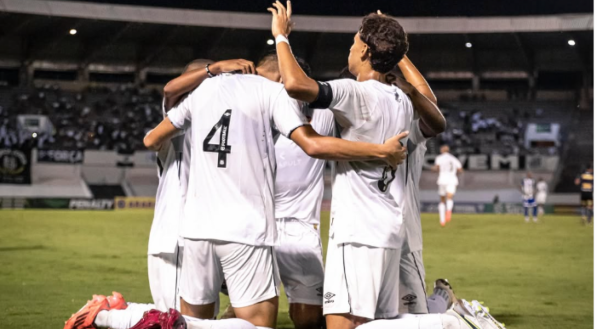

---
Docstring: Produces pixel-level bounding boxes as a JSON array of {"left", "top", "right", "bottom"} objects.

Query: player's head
[
  {"left": 526, "top": 171, "right": 533, "bottom": 178},
  {"left": 440, "top": 145, "right": 450, "bottom": 153},
  {"left": 184, "top": 59, "right": 213, "bottom": 73},
  {"left": 257, "top": 52, "right": 312, "bottom": 82},
  {"left": 587, "top": 164, "right": 593, "bottom": 173},
  {"left": 348, "top": 13, "right": 409, "bottom": 76},
  {"left": 257, "top": 52, "right": 281, "bottom": 82},
  {"left": 538, "top": 177, "right": 544, "bottom": 182}
]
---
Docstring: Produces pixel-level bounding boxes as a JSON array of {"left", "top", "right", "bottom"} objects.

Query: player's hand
[
  {"left": 211, "top": 59, "right": 256, "bottom": 75},
  {"left": 382, "top": 131, "right": 409, "bottom": 168},
  {"left": 268, "top": 0, "right": 293, "bottom": 38}
]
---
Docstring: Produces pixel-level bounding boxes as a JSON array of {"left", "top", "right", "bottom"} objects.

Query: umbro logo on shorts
[
  {"left": 324, "top": 292, "right": 335, "bottom": 304},
  {"left": 402, "top": 294, "right": 417, "bottom": 305}
]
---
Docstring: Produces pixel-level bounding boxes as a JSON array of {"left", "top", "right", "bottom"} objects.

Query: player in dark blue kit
[{"left": 575, "top": 165, "right": 593, "bottom": 225}]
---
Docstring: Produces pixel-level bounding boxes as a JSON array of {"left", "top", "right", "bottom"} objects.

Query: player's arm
[
  {"left": 290, "top": 126, "right": 408, "bottom": 167},
  {"left": 145, "top": 92, "right": 192, "bottom": 151},
  {"left": 431, "top": 165, "right": 440, "bottom": 172},
  {"left": 268, "top": 1, "right": 319, "bottom": 103},
  {"left": 163, "top": 59, "right": 256, "bottom": 110},
  {"left": 143, "top": 118, "right": 180, "bottom": 151},
  {"left": 396, "top": 56, "right": 446, "bottom": 137}
]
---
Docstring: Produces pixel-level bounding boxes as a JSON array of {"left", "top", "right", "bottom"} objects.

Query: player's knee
[{"left": 289, "top": 303, "right": 324, "bottom": 329}]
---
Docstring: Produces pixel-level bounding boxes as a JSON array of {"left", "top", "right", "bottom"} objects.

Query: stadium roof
[{"left": 37, "top": 0, "right": 594, "bottom": 17}]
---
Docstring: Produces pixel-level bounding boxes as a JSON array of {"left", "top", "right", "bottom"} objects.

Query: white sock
[
  {"left": 183, "top": 315, "right": 257, "bottom": 329},
  {"left": 439, "top": 203, "right": 446, "bottom": 224},
  {"left": 447, "top": 199, "right": 454, "bottom": 212},
  {"left": 94, "top": 303, "right": 154, "bottom": 329},
  {"left": 427, "top": 289, "right": 450, "bottom": 313}
]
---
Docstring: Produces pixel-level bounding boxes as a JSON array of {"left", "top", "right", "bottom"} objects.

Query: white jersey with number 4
[
  {"left": 274, "top": 109, "right": 335, "bottom": 225},
  {"left": 435, "top": 153, "right": 462, "bottom": 186},
  {"left": 167, "top": 75, "right": 308, "bottom": 247},
  {"left": 323, "top": 79, "right": 413, "bottom": 249}
]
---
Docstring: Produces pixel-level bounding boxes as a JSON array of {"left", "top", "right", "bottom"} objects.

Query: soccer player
[
  {"left": 269, "top": 3, "right": 414, "bottom": 328},
  {"left": 143, "top": 61, "right": 408, "bottom": 329},
  {"left": 575, "top": 165, "right": 593, "bottom": 224},
  {"left": 64, "top": 58, "right": 261, "bottom": 329},
  {"left": 273, "top": 59, "right": 334, "bottom": 329},
  {"left": 521, "top": 172, "right": 538, "bottom": 223},
  {"left": 388, "top": 57, "right": 448, "bottom": 314},
  {"left": 535, "top": 177, "right": 548, "bottom": 216},
  {"left": 433, "top": 145, "right": 463, "bottom": 226}
]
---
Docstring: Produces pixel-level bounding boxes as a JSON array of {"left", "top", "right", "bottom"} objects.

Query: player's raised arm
[
  {"left": 163, "top": 59, "right": 256, "bottom": 110},
  {"left": 268, "top": 1, "right": 319, "bottom": 103},
  {"left": 290, "top": 126, "right": 408, "bottom": 168},
  {"left": 396, "top": 56, "right": 446, "bottom": 137},
  {"left": 143, "top": 118, "right": 180, "bottom": 151}
]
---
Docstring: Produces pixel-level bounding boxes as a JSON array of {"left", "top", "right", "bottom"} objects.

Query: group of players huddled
[{"left": 64, "top": 3, "right": 507, "bottom": 329}]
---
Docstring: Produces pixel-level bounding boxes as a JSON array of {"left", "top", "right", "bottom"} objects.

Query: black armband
[{"left": 309, "top": 81, "right": 333, "bottom": 109}]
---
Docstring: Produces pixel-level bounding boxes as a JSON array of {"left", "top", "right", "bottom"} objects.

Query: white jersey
[
  {"left": 435, "top": 153, "right": 462, "bottom": 186},
  {"left": 167, "top": 75, "right": 308, "bottom": 246},
  {"left": 148, "top": 99, "right": 189, "bottom": 255},
  {"left": 521, "top": 178, "right": 535, "bottom": 198},
  {"left": 274, "top": 109, "right": 335, "bottom": 225},
  {"left": 398, "top": 119, "right": 428, "bottom": 253},
  {"left": 324, "top": 79, "right": 413, "bottom": 249},
  {"left": 536, "top": 181, "right": 548, "bottom": 194}
]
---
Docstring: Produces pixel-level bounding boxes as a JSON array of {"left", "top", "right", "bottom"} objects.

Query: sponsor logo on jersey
[
  {"left": 402, "top": 294, "right": 417, "bottom": 305},
  {"left": 324, "top": 292, "right": 335, "bottom": 304}
]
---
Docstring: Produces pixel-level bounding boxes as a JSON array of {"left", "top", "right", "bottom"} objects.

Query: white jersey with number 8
[{"left": 167, "top": 75, "right": 308, "bottom": 247}]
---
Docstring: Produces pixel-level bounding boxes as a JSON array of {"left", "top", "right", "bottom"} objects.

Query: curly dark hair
[{"left": 359, "top": 13, "right": 409, "bottom": 74}]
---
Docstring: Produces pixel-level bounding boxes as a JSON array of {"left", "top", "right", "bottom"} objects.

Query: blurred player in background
[
  {"left": 433, "top": 145, "right": 462, "bottom": 226},
  {"left": 535, "top": 177, "right": 548, "bottom": 216},
  {"left": 521, "top": 172, "right": 538, "bottom": 223},
  {"left": 575, "top": 165, "right": 593, "bottom": 225}
]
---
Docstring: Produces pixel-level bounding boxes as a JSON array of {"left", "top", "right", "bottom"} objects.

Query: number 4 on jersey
[{"left": 203, "top": 109, "right": 232, "bottom": 168}]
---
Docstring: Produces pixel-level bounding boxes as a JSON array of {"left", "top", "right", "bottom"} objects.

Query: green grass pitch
[{"left": 0, "top": 210, "right": 592, "bottom": 328}]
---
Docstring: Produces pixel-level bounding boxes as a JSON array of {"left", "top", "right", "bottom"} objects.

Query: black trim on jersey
[
  {"left": 287, "top": 123, "right": 311, "bottom": 139},
  {"left": 342, "top": 243, "right": 352, "bottom": 312},
  {"left": 309, "top": 81, "right": 333, "bottom": 109},
  {"left": 157, "top": 157, "right": 164, "bottom": 177}
]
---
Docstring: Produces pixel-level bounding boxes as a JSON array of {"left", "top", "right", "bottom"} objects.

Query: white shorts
[
  {"left": 438, "top": 185, "right": 457, "bottom": 196},
  {"left": 276, "top": 218, "right": 324, "bottom": 305},
  {"left": 148, "top": 247, "right": 183, "bottom": 311},
  {"left": 536, "top": 193, "right": 547, "bottom": 204},
  {"left": 179, "top": 239, "right": 280, "bottom": 308},
  {"left": 323, "top": 238, "right": 401, "bottom": 320},
  {"left": 398, "top": 250, "right": 428, "bottom": 314}
]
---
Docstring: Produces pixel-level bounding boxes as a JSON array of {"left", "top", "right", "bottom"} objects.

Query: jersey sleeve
[
  {"left": 167, "top": 92, "right": 193, "bottom": 130},
  {"left": 311, "top": 109, "right": 336, "bottom": 137},
  {"left": 324, "top": 79, "right": 370, "bottom": 128},
  {"left": 271, "top": 89, "right": 309, "bottom": 137},
  {"left": 455, "top": 158, "right": 463, "bottom": 169}
]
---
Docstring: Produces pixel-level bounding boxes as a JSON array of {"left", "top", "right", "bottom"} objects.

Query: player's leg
[
  {"left": 277, "top": 220, "right": 325, "bottom": 329},
  {"left": 438, "top": 186, "right": 447, "bottom": 226},
  {"left": 323, "top": 238, "right": 370, "bottom": 329},
  {"left": 399, "top": 250, "right": 428, "bottom": 314},
  {"left": 532, "top": 203, "right": 538, "bottom": 222},
  {"left": 148, "top": 246, "right": 183, "bottom": 312},
  {"left": 523, "top": 199, "right": 530, "bottom": 222},
  {"left": 427, "top": 279, "right": 457, "bottom": 314},
  {"left": 179, "top": 239, "right": 223, "bottom": 320},
  {"left": 217, "top": 241, "right": 280, "bottom": 328},
  {"left": 445, "top": 186, "right": 456, "bottom": 223}
]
